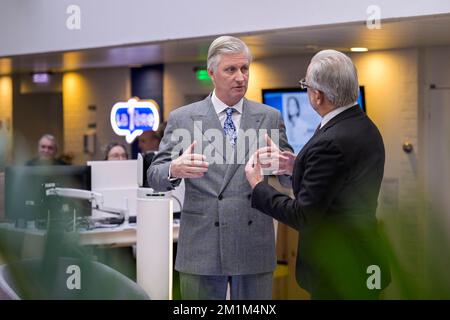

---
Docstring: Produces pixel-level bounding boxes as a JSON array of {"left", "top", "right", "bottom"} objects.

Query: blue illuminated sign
[{"left": 111, "top": 98, "right": 160, "bottom": 143}]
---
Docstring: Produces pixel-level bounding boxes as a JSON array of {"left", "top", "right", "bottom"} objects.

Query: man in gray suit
[{"left": 148, "top": 36, "right": 294, "bottom": 300}]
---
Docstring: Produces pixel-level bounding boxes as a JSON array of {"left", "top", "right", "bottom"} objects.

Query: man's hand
[
  {"left": 257, "top": 134, "right": 296, "bottom": 176},
  {"left": 170, "top": 141, "right": 209, "bottom": 179},
  {"left": 245, "top": 152, "right": 263, "bottom": 189}
]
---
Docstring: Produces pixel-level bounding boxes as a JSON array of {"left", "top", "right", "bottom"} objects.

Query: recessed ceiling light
[{"left": 351, "top": 47, "right": 369, "bottom": 52}]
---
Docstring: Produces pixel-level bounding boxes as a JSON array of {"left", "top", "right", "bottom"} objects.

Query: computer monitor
[
  {"left": 87, "top": 159, "right": 139, "bottom": 219},
  {"left": 4, "top": 165, "right": 91, "bottom": 224},
  {"left": 262, "top": 86, "right": 366, "bottom": 154}
]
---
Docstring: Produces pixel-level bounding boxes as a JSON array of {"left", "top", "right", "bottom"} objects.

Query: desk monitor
[
  {"left": 4, "top": 165, "right": 91, "bottom": 223},
  {"left": 87, "top": 160, "right": 139, "bottom": 219},
  {"left": 88, "top": 160, "right": 138, "bottom": 190},
  {"left": 262, "top": 86, "right": 366, "bottom": 154}
]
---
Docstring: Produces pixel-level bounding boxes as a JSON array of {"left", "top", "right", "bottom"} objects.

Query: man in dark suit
[
  {"left": 148, "top": 36, "right": 293, "bottom": 299},
  {"left": 245, "top": 50, "right": 390, "bottom": 299}
]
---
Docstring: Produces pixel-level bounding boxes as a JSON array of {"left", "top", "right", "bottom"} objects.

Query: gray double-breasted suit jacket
[{"left": 148, "top": 95, "right": 292, "bottom": 275}]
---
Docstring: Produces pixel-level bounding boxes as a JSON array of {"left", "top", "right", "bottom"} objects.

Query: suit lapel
[
  {"left": 191, "top": 96, "right": 228, "bottom": 163},
  {"left": 236, "top": 99, "right": 265, "bottom": 163},
  {"left": 219, "top": 98, "right": 265, "bottom": 195}
]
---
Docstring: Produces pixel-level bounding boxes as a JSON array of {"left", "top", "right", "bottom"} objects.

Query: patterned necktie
[{"left": 223, "top": 108, "right": 237, "bottom": 147}]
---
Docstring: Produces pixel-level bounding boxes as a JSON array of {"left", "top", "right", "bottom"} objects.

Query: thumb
[
  {"left": 249, "top": 152, "right": 258, "bottom": 168},
  {"left": 265, "top": 134, "right": 279, "bottom": 151},
  {"left": 184, "top": 140, "right": 197, "bottom": 155}
]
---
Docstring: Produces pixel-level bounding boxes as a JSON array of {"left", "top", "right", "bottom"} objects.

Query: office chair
[{"left": 0, "top": 257, "right": 149, "bottom": 300}]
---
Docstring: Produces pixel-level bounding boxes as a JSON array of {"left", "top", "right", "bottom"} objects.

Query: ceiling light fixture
[{"left": 350, "top": 47, "right": 369, "bottom": 52}]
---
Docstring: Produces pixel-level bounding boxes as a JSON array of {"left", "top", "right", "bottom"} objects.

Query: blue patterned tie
[{"left": 223, "top": 108, "right": 237, "bottom": 147}]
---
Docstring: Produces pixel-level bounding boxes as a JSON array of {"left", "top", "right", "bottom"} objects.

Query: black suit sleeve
[{"left": 251, "top": 138, "right": 348, "bottom": 231}]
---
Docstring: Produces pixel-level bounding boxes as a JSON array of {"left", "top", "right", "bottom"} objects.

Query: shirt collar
[
  {"left": 211, "top": 90, "right": 243, "bottom": 115},
  {"left": 320, "top": 102, "right": 357, "bottom": 129}
]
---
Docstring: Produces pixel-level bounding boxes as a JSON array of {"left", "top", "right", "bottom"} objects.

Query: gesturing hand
[
  {"left": 257, "top": 134, "right": 296, "bottom": 176},
  {"left": 170, "top": 141, "right": 209, "bottom": 179},
  {"left": 245, "top": 152, "right": 264, "bottom": 189}
]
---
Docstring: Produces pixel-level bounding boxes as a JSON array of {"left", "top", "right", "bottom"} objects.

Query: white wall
[
  {"left": 1, "top": 0, "right": 450, "bottom": 56},
  {"left": 422, "top": 46, "right": 450, "bottom": 295}
]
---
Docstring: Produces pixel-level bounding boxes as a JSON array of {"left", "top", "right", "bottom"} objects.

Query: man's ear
[
  {"left": 313, "top": 90, "right": 323, "bottom": 106},
  {"left": 207, "top": 68, "right": 216, "bottom": 86}
]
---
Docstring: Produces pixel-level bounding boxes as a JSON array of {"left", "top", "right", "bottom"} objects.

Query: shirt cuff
[{"left": 168, "top": 163, "right": 180, "bottom": 182}]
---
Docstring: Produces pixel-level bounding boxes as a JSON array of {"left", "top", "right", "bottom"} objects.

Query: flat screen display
[
  {"left": 5, "top": 165, "right": 91, "bottom": 223},
  {"left": 262, "top": 87, "right": 366, "bottom": 154}
]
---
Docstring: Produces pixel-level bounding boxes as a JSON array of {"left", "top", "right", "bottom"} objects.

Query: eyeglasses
[{"left": 298, "top": 78, "right": 311, "bottom": 90}]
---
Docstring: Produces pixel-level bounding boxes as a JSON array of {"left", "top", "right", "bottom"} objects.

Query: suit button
[
  {"left": 248, "top": 220, "right": 253, "bottom": 225},
  {"left": 218, "top": 194, "right": 223, "bottom": 200},
  {"left": 214, "top": 222, "right": 219, "bottom": 227},
  {"left": 247, "top": 194, "right": 251, "bottom": 200}
]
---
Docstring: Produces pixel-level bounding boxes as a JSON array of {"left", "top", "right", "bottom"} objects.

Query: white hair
[
  {"left": 307, "top": 49, "right": 359, "bottom": 108},
  {"left": 39, "top": 134, "right": 57, "bottom": 150},
  {"left": 207, "top": 36, "right": 252, "bottom": 72}
]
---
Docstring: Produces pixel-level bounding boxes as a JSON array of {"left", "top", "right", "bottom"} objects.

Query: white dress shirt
[
  {"left": 211, "top": 90, "right": 243, "bottom": 130},
  {"left": 320, "top": 102, "right": 357, "bottom": 129}
]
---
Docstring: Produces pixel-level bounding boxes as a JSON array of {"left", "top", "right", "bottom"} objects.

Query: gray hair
[
  {"left": 39, "top": 134, "right": 57, "bottom": 150},
  {"left": 307, "top": 49, "right": 359, "bottom": 108},
  {"left": 207, "top": 36, "right": 252, "bottom": 71}
]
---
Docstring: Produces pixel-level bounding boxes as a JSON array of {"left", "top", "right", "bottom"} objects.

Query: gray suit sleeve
[
  {"left": 275, "top": 111, "right": 294, "bottom": 188},
  {"left": 147, "top": 112, "right": 182, "bottom": 192}
]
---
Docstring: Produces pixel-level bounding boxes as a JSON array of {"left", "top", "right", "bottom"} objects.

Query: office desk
[
  {"left": 82, "top": 221, "right": 179, "bottom": 247},
  {"left": 0, "top": 221, "right": 179, "bottom": 249},
  {"left": 1, "top": 198, "right": 176, "bottom": 300}
]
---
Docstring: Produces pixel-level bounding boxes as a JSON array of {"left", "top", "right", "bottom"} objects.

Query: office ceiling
[{"left": 1, "top": 13, "right": 450, "bottom": 75}]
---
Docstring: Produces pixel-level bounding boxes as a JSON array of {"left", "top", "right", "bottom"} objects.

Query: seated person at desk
[
  {"left": 26, "top": 134, "right": 67, "bottom": 166},
  {"left": 103, "top": 142, "right": 129, "bottom": 161}
]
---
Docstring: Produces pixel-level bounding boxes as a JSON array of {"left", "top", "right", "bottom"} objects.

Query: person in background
[
  {"left": 26, "top": 134, "right": 67, "bottom": 166},
  {"left": 103, "top": 142, "right": 129, "bottom": 161},
  {"left": 138, "top": 129, "right": 161, "bottom": 155},
  {"left": 138, "top": 122, "right": 167, "bottom": 157}
]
